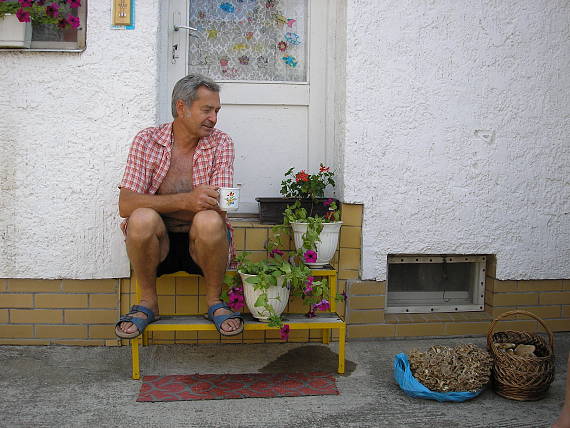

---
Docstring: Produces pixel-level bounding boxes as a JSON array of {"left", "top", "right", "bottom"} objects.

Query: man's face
[{"left": 176, "top": 86, "right": 221, "bottom": 138}]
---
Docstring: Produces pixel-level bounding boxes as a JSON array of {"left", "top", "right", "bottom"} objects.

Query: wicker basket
[{"left": 487, "top": 310, "right": 555, "bottom": 401}]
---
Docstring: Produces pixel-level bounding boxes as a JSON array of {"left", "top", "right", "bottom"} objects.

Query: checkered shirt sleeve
[
  {"left": 119, "top": 128, "right": 158, "bottom": 193},
  {"left": 210, "top": 133, "right": 234, "bottom": 188}
]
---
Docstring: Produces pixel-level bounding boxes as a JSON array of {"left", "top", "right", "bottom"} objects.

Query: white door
[{"left": 166, "top": 0, "right": 333, "bottom": 213}]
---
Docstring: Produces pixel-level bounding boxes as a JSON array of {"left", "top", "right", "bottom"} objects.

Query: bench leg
[
  {"left": 337, "top": 325, "right": 346, "bottom": 374},
  {"left": 322, "top": 328, "right": 330, "bottom": 344},
  {"left": 131, "top": 336, "right": 140, "bottom": 380}
]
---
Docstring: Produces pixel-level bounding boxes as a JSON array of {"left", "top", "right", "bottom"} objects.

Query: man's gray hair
[{"left": 171, "top": 74, "right": 220, "bottom": 118}]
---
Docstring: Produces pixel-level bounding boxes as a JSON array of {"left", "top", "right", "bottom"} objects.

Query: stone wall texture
[{"left": 343, "top": 0, "right": 570, "bottom": 280}]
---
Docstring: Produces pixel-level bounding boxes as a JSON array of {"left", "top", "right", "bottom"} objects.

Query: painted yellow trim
[{"left": 130, "top": 268, "right": 345, "bottom": 379}]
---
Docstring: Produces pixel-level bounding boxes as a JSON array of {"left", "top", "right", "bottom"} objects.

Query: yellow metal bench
[{"left": 130, "top": 267, "right": 346, "bottom": 379}]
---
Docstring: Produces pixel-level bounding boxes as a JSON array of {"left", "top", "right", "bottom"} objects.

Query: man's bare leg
[
  {"left": 189, "top": 210, "right": 241, "bottom": 333},
  {"left": 554, "top": 354, "right": 570, "bottom": 428},
  {"left": 117, "top": 208, "right": 169, "bottom": 335}
]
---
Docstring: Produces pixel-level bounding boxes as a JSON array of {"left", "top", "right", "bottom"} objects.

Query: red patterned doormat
[{"left": 137, "top": 372, "right": 339, "bottom": 402}]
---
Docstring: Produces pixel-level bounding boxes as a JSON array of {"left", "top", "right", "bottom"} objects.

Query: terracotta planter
[
  {"left": 239, "top": 272, "right": 290, "bottom": 322},
  {"left": 291, "top": 221, "right": 343, "bottom": 267},
  {"left": 256, "top": 197, "right": 339, "bottom": 224},
  {"left": 0, "top": 14, "right": 31, "bottom": 48}
]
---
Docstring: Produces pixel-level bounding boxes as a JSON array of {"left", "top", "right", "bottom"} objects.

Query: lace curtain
[{"left": 187, "top": 0, "right": 307, "bottom": 82}]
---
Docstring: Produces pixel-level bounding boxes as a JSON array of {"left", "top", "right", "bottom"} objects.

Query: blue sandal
[
  {"left": 207, "top": 302, "right": 244, "bottom": 336},
  {"left": 115, "top": 305, "right": 158, "bottom": 339}
]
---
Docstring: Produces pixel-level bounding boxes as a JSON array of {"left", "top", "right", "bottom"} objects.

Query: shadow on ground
[{"left": 260, "top": 345, "right": 356, "bottom": 375}]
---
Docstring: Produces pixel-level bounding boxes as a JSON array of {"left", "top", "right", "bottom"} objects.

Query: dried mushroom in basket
[{"left": 408, "top": 344, "right": 493, "bottom": 392}]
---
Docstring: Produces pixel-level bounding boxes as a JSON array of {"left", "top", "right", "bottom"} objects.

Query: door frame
[{"left": 159, "top": 0, "right": 343, "bottom": 200}]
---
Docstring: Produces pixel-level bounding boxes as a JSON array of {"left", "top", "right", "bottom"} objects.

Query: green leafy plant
[
  {"left": 274, "top": 199, "right": 340, "bottom": 258},
  {"left": 0, "top": 0, "right": 81, "bottom": 30},
  {"left": 280, "top": 164, "right": 335, "bottom": 201},
  {"left": 225, "top": 250, "right": 332, "bottom": 339}
]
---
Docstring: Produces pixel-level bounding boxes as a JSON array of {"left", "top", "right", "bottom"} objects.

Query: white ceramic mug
[{"left": 218, "top": 187, "right": 240, "bottom": 211}]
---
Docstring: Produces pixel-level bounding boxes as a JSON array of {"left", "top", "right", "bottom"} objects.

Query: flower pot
[
  {"left": 256, "top": 197, "right": 339, "bottom": 225},
  {"left": 0, "top": 14, "right": 31, "bottom": 48},
  {"left": 291, "top": 221, "right": 343, "bottom": 267},
  {"left": 239, "top": 272, "right": 290, "bottom": 322}
]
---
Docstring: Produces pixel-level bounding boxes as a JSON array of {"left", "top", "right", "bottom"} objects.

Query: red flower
[
  {"left": 67, "top": 0, "right": 81, "bottom": 7},
  {"left": 295, "top": 171, "right": 309, "bottom": 182},
  {"left": 19, "top": 0, "right": 33, "bottom": 7},
  {"left": 319, "top": 165, "right": 330, "bottom": 172},
  {"left": 277, "top": 41, "right": 287, "bottom": 52}
]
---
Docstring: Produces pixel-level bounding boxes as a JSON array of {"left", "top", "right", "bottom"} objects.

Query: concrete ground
[{"left": 1, "top": 333, "right": 568, "bottom": 428}]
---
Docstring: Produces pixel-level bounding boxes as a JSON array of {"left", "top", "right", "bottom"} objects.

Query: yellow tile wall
[{"left": 0, "top": 279, "right": 120, "bottom": 345}]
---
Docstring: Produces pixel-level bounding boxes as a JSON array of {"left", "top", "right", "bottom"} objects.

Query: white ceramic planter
[
  {"left": 291, "top": 221, "right": 343, "bottom": 267},
  {"left": 0, "top": 14, "right": 32, "bottom": 48},
  {"left": 239, "top": 272, "right": 290, "bottom": 322}
]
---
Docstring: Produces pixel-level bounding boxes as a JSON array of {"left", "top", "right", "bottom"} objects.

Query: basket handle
[{"left": 486, "top": 309, "right": 554, "bottom": 353}]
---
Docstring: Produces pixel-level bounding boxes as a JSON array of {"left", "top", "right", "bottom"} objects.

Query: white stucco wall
[
  {"left": 344, "top": 0, "right": 570, "bottom": 280},
  {"left": 0, "top": 1, "right": 161, "bottom": 278}
]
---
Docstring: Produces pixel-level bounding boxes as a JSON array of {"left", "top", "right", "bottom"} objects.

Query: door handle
[{"left": 174, "top": 25, "right": 198, "bottom": 31}]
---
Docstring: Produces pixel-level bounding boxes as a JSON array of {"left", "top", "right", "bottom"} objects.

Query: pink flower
[
  {"left": 227, "top": 286, "right": 245, "bottom": 311},
  {"left": 279, "top": 324, "right": 290, "bottom": 340},
  {"left": 303, "top": 276, "right": 314, "bottom": 294},
  {"left": 16, "top": 8, "right": 30, "bottom": 22},
  {"left": 269, "top": 249, "right": 285, "bottom": 258},
  {"left": 324, "top": 198, "right": 333, "bottom": 206},
  {"left": 314, "top": 299, "right": 330, "bottom": 312},
  {"left": 18, "top": 0, "right": 33, "bottom": 7},
  {"left": 67, "top": 14, "right": 80, "bottom": 28},
  {"left": 67, "top": 0, "right": 81, "bottom": 7},
  {"left": 303, "top": 250, "right": 317, "bottom": 264},
  {"left": 46, "top": 2, "right": 60, "bottom": 18}
]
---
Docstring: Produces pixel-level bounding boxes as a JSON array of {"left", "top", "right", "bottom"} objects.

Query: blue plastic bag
[{"left": 393, "top": 353, "right": 484, "bottom": 402}]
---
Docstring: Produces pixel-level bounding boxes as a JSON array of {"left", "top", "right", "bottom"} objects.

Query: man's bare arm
[{"left": 118, "top": 186, "right": 219, "bottom": 218}]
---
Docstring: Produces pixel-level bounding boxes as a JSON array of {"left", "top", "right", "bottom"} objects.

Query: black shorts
[{"left": 156, "top": 232, "right": 203, "bottom": 277}]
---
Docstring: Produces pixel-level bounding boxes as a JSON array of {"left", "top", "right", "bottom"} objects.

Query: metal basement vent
[{"left": 386, "top": 255, "right": 486, "bottom": 314}]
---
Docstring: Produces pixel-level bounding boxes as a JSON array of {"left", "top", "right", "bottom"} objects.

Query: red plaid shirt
[{"left": 119, "top": 122, "right": 236, "bottom": 265}]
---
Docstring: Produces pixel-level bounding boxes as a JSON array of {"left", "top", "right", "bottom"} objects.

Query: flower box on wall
[
  {"left": 256, "top": 197, "right": 339, "bottom": 224},
  {"left": 0, "top": 14, "right": 31, "bottom": 48}
]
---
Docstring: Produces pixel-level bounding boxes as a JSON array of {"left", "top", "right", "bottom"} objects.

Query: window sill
[{"left": 0, "top": 48, "right": 85, "bottom": 53}]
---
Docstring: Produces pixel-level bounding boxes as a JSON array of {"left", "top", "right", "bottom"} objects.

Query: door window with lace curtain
[{"left": 187, "top": 0, "right": 307, "bottom": 82}]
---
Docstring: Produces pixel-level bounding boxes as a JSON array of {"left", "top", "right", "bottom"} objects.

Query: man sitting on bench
[{"left": 115, "top": 74, "right": 243, "bottom": 339}]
